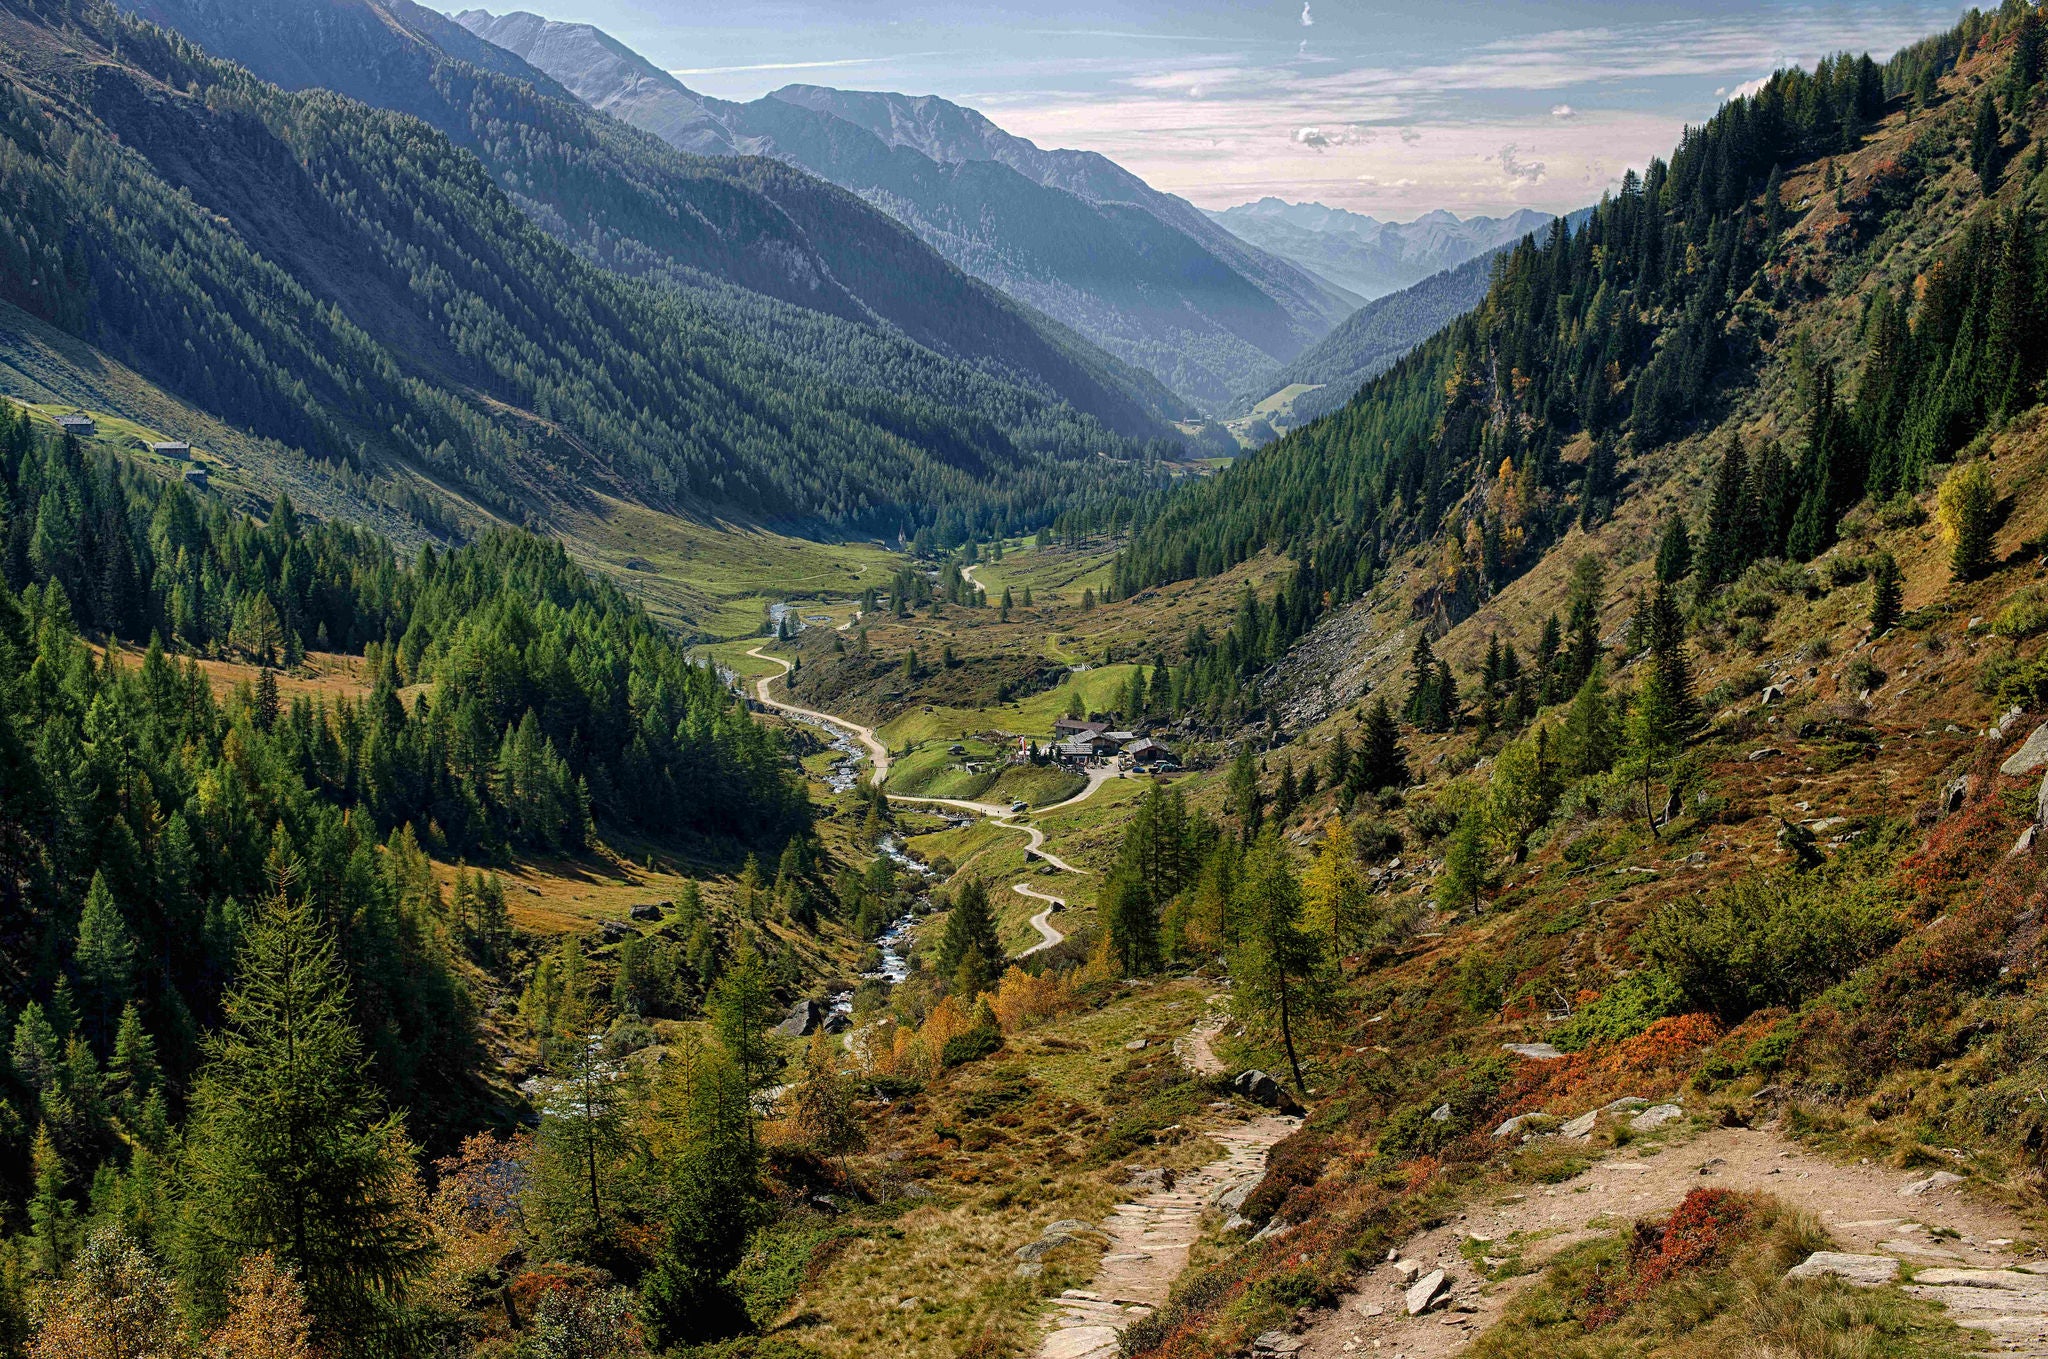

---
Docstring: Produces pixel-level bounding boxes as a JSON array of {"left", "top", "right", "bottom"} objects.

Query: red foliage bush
[{"left": 1581, "top": 1189, "right": 1758, "bottom": 1328}]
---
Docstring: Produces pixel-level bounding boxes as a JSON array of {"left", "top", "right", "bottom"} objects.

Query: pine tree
[
  {"left": 1654, "top": 515, "right": 1693, "bottom": 583},
  {"left": 709, "top": 950, "right": 783, "bottom": 1096},
  {"left": 640, "top": 1037, "right": 766, "bottom": 1348},
  {"left": 936, "top": 878, "right": 1004, "bottom": 988},
  {"left": 1557, "top": 663, "right": 1617, "bottom": 779},
  {"left": 1869, "top": 550, "right": 1903, "bottom": 634},
  {"left": 27, "top": 1122, "right": 76, "bottom": 1278},
  {"left": 1355, "top": 697, "right": 1409, "bottom": 793},
  {"left": 181, "top": 896, "right": 430, "bottom": 1336},
  {"left": 788, "top": 1031, "right": 863, "bottom": 1170},
  {"left": 1228, "top": 830, "right": 1329, "bottom": 1095},
  {"left": 253, "top": 668, "right": 280, "bottom": 733},
  {"left": 1225, "top": 748, "right": 1263, "bottom": 840},
  {"left": 1440, "top": 813, "right": 1491, "bottom": 913},
  {"left": 1974, "top": 94, "right": 2004, "bottom": 195},
  {"left": 73, "top": 871, "right": 136, "bottom": 1046}
]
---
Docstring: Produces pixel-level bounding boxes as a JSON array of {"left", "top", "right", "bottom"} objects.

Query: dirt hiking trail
[{"left": 1296, "top": 1122, "right": 2048, "bottom": 1358}]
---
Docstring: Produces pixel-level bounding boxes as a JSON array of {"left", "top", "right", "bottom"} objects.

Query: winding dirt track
[{"left": 745, "top": 645, "right": 1108, "bottom": 952}]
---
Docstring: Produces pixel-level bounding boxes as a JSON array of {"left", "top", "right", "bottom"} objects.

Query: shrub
[
  {"left": 1842, "top": 657, "right": 1886, "bottom": 693},
  {"left": 1636, "top": 871, "right": 1906, "bottom": 1020},
  {"left": 1743, "top": 1022, "right": 1796, "bottom": 1073},
  {"left": 1993, "top": 585, "right": 2048, "bottom": 639},
  {"left": 1977, "top": 644, "right": 2048, "bottom": 709},
  {"left": 1734, "top": 620, "right": 1769, "bottom": 654},
  {"left": 1703, "top": 668, "right": 1769, "bottom": 709},
  {"left": 1826, "top": 554, "right": 1873, "bottom": 587},
  {"left": 1553, "top": 971, "right": 1686, "bottom": 1051}
]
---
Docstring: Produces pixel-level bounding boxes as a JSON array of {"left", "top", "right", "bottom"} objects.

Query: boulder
[
  {"left": 1561, "top": 1097, "right": 1648, "bottom": 1139},
  {"left": 2039, "top": 766, "right": 2048, "bottom": 829},
  {"left": 822, "top": 1011, "right": 852, "bottom": 1034},
  {"left": 1629, "top": 1104, "right": 1685, "bottom": 1132},
  {"left": 1404, "top": 1268, "right": 1450, "bottom": 1315},
  {"left": 1785, "top": 1252, "right": 1900, "bottom": 1287},
  {"left": 2013, "top": 826, "right": 2038, "bottom": 859},
  {"left": 1502, "top": 1042, "right": 1565, "bottom": 1060},
  {"left": 1251, "top": 1332, "right": 1305, "bottom": 1355},
  {"left": 1428, "top": 1103, "right": 1452, "bottom": 1123},
  {"left": 1233, "top": 1069, "right": 1284, "bottom": 1106},
  {"left": 1760, "top": 686, "right": 1785, "bottom": 706},
  {"left": 1493, "top": 1113, "right": 1554, "bottom": 1138},
  {"left": 1125, "top": 1167, "right": 1177, "bottom": 1191},
  {"left": 1900, "top": 1170, "right": 1966, "bottom": 1197},
  {"left": 1392, "top": 1258, "right": 1423, "bottom": 1283},
  {"left": 628, "top": 902, "right": 664, "bottom": 922},
  {"left": 1941, "top": 775, "right": 1974, "bottom": 816},
  {"left": 2002, "top": 722, "right": 2048, "bottom": 777},
  {"left": 773, "top": 999, "right": 824, "bottom": 1038},
  {"left": 1747, "top": 747, "right": 1781, "bottom": 762}
]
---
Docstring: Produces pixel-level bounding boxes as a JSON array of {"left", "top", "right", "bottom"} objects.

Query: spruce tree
[
  {"left": 1869, "top": 551, "right": 1903, "bottom": 633},
  {"left": 1355, "top": 697, "right": 1409, "bottom": 793},
  {"left": 1440, "top": 812, "right": 1491, "bottom": 913},
  {"left": 935, "top": 878, "right": 1003, "bottom": 986},
  {"left": 180, "top": 896, "right": 430, "bottom": 1337},
  {"left": 1974, "top": 93, "right": 2005, "bottom": 195},
  {"left": 709, "top": 950, "right": 782, "bottom": 1096},
  {"left": 641, "top": 1038, "right": 766, "bottom": 1348},
  {"left": 1558, "top": 663, "right": 1617, "bottom": 779},
  {"left": 73, "top": 870, "right": 136, "bottom": 1047},
  {"left": 1654, "top": 514, "right": 1693, "bottom": 583},
  {"left": 1563, "top": 555, "right": 1605, "bottom": 691}
]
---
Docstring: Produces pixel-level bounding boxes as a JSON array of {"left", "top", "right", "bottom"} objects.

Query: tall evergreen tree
[
  {"left": 936, "top": 878, "right": 1004, "bottom": 991},
  {"left": 1229, "top": 831, "right": 1329, "bottom": 1095},
  {"left": 1354, "top": 697, "right": 1409, "bottom": 794},
  {"left": 179, "top": 895, "right": 431, "bottom": 1338},
  {"left": 1869, "top": 550, "right": 1904, "bottom": 634}
]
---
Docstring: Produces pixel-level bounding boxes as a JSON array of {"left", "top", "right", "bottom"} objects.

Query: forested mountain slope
[
  {"left": 0, "top": 0, "right": 1167, "bottom": 548},
  {"left": 454, "top": 9, "right": 1356, "bottom": 410},
  {"left": 113, "top": 0, "right": 1185, "bottom": 442},
  {"left": 1230, "top": 252, "right": 1503, "bottom": 434}
]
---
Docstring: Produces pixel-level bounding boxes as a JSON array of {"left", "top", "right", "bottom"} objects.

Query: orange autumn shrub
[
  {"left": 1581, "top": 1189, "right": 1759, "bottom": 1328},
  {"left": 988, "top": 966, "right": 1075, "bottom": 1033}
]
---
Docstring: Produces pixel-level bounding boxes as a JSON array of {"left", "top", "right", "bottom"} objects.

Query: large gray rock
[
  {"left": 1785, "top": 1252, "right": 1900, "bottom": 1287},
  {"left": 1233, "top": 1069, "right": 1284, "bottom": 1106},
  {"left": 1404, "top": 1268, "right": 1450, "bottom": 1315},
  {"left": 2002, "top": 722, "right": 2048, "bottom": 777},
  {"left": 1502, "top": 1042, "right": 1565, "bottom": 1060},
  {"left": 2039, "top": 767, "right": 2048, "bottom": 829},
  {"left": 1560, "top": 1096, "right": 1648, "bottom": 1139},
  {"left": 1900, "top": 1170, "right": 1966, "bottom": 1197},
  {"left": 773, "top": 999, "right": 823, "bottom": 1038},
  {"left": 1629, "top": 1103, "right": 1685, "bottom": 1132},
  {"left": 1493, "top": 1113, "right": 1553, "bottom": 1138}
]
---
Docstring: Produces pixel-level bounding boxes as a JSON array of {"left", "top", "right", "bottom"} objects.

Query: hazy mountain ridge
[
  {"left": 453, "top": 9, "right": 1355, "bottom": 410},
  {"left": 1212, "top": 197, "right": 1556, "bottom": 299}
]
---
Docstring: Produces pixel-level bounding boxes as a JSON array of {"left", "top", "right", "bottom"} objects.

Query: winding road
[{"left": 746, "top": 645, "right": 1114, "bottom": 955}]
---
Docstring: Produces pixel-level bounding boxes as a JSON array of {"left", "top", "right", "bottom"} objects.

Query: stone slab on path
[{"left": 1033, "top": 1114, "right": 1298, "bottom": 1359}]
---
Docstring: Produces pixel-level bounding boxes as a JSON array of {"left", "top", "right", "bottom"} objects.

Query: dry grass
[{"left": 780, "top": 980, "right": 1231, "bottom": 1359}]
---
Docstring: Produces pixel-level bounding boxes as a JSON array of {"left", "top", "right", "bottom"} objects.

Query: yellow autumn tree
[
  {"left": 206, "top": 1254, "right": 318, "bottom": 1359},
  {"left": 1300, "top": 815, "right": 1370, "bottom": 973}
]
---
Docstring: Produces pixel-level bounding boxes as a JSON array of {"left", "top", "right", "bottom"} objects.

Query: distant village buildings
[{"left": 1039, "top": 718, "right": 1178, "bottom": 770}]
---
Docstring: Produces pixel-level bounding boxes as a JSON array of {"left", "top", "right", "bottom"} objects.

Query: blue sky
[{"left": 447, "top": 1, "right": 1965, "bottom": 219}]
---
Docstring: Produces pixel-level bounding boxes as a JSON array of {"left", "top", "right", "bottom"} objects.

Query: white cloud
[
  {"left": 1294, "top": 124, "right": 1372, "bottom": 151},
  {"left": 1551, "top": 103, "right": 1577, "bottom": 118},
  {"left": 1497, "top": 143, "right": 1547, "bottom": 182},
  {"left": 1300, "top": 2, "right": 1314, "bottom": 27}
]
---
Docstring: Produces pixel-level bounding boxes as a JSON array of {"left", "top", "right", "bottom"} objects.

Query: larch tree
[{"left": 1229, "top": 831, "right": 1331, "bottom": 1095}]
